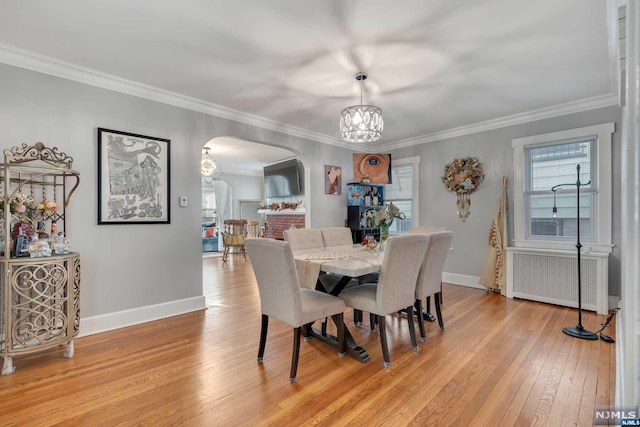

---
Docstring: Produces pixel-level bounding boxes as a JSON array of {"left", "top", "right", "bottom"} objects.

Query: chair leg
[
  {"left": 415, "top": 299, "right": 426, "bottom": 342},
  {"left": 332, "top": 313, "right": 346, "bottom": 357},
  {"left": 369, "top": 313, "right": 376, "bottom": 331},
  {"left": 222, "top": 247, "right": 229, "bottom": 263},
  {"left": 435, "top": 292, "right": 444, "bottom": 330},
  {"left": 290, "top": 327, "right": 302, "bottom": 382},
  {"left": 353, "top": 309, "right": 362, "bottom": 325},
  {"left": 406, "top": 305, "right": 418, "bottom": 350},
  {"left": 242, "top": 247, "right": 246, "bottom": 261},
  {"left": 377, "top": 315, "right": 391, "bottom": 368},
  {"left": 321, "top": 318, "right": 328, "bottom": 337},
  {"left": 303, "top": 323, "right": 313, "bottom": 340},
  {"left": 257, "top": 314, "right": 268, "bottom": 362}
]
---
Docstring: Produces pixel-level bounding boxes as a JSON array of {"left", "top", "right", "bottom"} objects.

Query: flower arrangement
[
  {"left": 0, "top": 192, "right": 37, "bottom": 220},
  {"left": 441, "top": 157, "right": 484, "bottom": 195},
  {"left": 36, "top": 199, "right": 58, "bottom": 214},
  {"left": 262, "top": 200, "right": 304, "bottom": 211},
  {"left": 372, "top": 202, "right": 405, "bottom": 230}
]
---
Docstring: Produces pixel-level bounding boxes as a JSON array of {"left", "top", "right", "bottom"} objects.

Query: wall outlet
[{"left": 179, "top": 196, "right": 188, "bottom": 207}]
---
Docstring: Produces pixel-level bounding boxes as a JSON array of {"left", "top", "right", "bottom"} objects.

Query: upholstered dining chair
[
  {"left": 282, "top": 228, "right": 324, "bottom": 250},
  {"left": 409, "top": 226, "right": 449, "bottom": 308},
  {"left": 410, "top": 229, "right": 454, "bottom": 342},
  {"left": 222, "top": 219, "right": 248, "bottom": 262},
  {"left": 320, "top": 227, "right": 354, "bottom": 247},
  {"left": 245, "top": 238, "right": 346, "bottom": 382},
  {"left": 338, "top": 234, "right": 429, "bottom": 367}
]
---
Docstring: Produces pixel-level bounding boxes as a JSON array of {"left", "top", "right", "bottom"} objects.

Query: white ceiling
[{"left": 0, "top": 0, "right": 617, "bottom": 174}]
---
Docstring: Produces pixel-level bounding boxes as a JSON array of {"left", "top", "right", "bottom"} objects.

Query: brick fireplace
[{"left": 264, "top": 213, "right": 305, "bottom": 240}]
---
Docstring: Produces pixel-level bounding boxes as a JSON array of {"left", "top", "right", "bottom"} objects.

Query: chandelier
[
  {"left": 339, "top": 72, "right": 383, "bottom": 143},
  {"left": 201, "top": 147, "right": 223, "bottom": 178}
]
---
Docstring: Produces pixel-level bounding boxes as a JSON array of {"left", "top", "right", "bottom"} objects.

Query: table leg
[{"left": 305, "top": 321, "right": 370, "bottom": 363}]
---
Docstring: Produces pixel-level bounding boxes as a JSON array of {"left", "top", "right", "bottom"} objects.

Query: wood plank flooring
[{"left": 0, "top": 255, "right": 615, "bottom": 426}]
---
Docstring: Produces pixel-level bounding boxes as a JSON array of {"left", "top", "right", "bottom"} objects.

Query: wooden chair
[
  {"left": 338, "top": 234, "right": 429, "bottom": 367},
  {"left": 246, "top": 220, "right": 260, "bottom": 238},
  {"left": 222, "top": 219, "right": 248, "bottom": 262},
  {"left": 245, "top": 238, "right": 346, "bottom": 382}
]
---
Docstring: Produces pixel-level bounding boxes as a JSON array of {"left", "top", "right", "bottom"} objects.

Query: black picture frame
[{"left": 97, "top": 128, "right": 171, "bottom": 224}]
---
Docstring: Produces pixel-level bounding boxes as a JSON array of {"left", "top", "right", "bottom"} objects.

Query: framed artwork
[
  {"left": 325, "top": 165, "right": 342, "bottom": 195},
  {"left": 97, "top": 128, "right": 171, "bottom": 224},
  {"left": 353, "top": 153, "right": 392, "bottom": 184}
]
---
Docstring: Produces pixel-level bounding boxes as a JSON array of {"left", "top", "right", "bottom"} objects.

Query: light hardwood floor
[{"left": 0, "top": 255, "right": 615, "bottom": 426}]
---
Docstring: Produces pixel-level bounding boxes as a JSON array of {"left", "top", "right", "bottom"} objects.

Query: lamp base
[{"left": 562, "top": 325, "right": 598, "bottom": 340}]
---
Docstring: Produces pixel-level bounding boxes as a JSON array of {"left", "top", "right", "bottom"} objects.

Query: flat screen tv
[{"left": 264, "top": 158, "right": 302, "bottom": 198}]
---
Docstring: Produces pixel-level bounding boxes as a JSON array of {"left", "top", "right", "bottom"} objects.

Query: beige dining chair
[
  {"left": 338, "top": 234, "right": 429, "bottom": 367},
  {"left": 283, "top": 228, "right": 324, "bottom": 250},
  {"left": 409, "top": 225, "right": 449, "bottom": 309},
  {"left": 222, "top": 219, "right": 248, "bottom": 262},
  {"left": 320, "top": 227, "right": 353, "bottom": 247},
  {"left": 245, "top": 238, "right": 346, "bottom": 382},
  {"left": 410, "top": 230, "right": 454, "bottom": 342}
]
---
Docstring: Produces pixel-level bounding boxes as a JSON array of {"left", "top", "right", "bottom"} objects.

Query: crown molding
[
  {"left": 376, "top": 93, "right": 620, "bottom": 151},
  {"left": 0, "top": 43, "right": 619, "bottom": 154},
  {"left": 0, "top": 43, "right": 352, "bottom": 149}
]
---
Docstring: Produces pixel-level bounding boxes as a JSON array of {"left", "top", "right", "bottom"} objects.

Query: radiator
[{"left": 506, "top": 247, "right": 609, "bottom": 314}]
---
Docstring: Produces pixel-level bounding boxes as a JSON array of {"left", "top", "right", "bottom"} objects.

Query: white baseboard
[
  {"left": 442, "top": 272, "right": 485, "bottom": 290},
  {"left": 78, "top": 296, "right": 207, "bottom": 337}
]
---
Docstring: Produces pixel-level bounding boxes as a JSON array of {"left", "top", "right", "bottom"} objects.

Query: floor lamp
[{"left": 551, "top": 164, "right": 598, "bottom": 340}]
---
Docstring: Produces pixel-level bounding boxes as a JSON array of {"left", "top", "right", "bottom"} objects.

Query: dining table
[{"left": 293, "top": 244, "right": 383, "bottom": 362}]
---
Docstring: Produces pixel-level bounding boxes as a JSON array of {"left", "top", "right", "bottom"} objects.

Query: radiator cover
[{"left": 506, "top": 247, "right": 609, "bottom": 314}]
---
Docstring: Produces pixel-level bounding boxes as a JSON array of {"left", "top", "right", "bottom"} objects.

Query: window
[
  {"left": 384, "top": 156, "right": 420, "bottom": 233},
  {"left": 512, "top": 123, "right": 613, "bottom": 252}
]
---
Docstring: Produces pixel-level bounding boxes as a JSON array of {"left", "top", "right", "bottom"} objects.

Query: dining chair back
[
  {"left": 410, "top": 229, "right": 454, "bottom": 341},
  {"left": 245, "top": 238, "right": 346, "bottom": 382},
  {"left": 283, "top": 228, "right": 324, "bottom": 250},
  {"left": 320, "top": 227, "right": 353, "bottom": 247},
  {"left": 222, "top": 219, "right": 248, "bottom": 262},
  {"left": 246, "top": 220, "right": 260, "bottom": 237},
  {"left": 409, "top": 226, "right": 447, "bottom": 234},
  {"left": 338, "top": 234, "right": 429, "bottom": 367}
]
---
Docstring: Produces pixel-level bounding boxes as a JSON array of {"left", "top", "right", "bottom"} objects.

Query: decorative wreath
[{"left": 441, "top": 157, "right": 485, "bottom": 195}]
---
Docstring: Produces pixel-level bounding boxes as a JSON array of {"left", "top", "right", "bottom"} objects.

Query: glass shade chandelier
[
  {"left": 201, "top": 147, "right": 223, "bottom": 179},
  {"left": 339, "top": 72, "right": 383, "bottom": 143}
]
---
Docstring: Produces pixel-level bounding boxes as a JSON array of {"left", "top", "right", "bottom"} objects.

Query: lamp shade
[
  {"left": 201, "top": 148, "right": 223, "bottom": 178},
  {"left": 339, "top": 72, "right": 383, "bottom": 143},
  {"left": 339, "top": 105, "right": 383, "bottom": 143}
]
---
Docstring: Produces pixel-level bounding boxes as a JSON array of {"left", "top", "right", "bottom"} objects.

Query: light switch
[{"left": 179, "top": 196, "right": 188, "bottom": 207}]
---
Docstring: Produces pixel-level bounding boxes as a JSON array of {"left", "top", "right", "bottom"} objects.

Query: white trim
[
  {"left": 0, "top": 43, "right": 619, "bottom": 154},
  {"left": 388, "top": 155, "right": 420, "bottom": 227},
  {"left": 78, "top": 296, "right": 206, "bottom": 337},
  {"left": 442, "top": 272, "right": 484, "bottom": 290},
  {"left": 375, "top": 94, "right": 619, "bottom": 151},
  {"left": 511, "top": 122, "right": 614, "bottom": 250},
  {"left": 0, "top": 43, "right": 347, "bottom": 149}
]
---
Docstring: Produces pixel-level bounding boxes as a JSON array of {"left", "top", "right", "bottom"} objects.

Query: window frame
[
  {"left": 512, "top": 123, "right": 614, "bottom": 253},
  {"left": 384, "top": 155, "right": 420, "bottom": 233}
]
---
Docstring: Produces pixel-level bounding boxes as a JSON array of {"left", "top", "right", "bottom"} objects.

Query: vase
[{"left": 379, "top": 224, "right": 389, "bottom": 251}]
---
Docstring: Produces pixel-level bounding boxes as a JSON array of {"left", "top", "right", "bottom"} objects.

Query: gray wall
[
  {"left": 391, "top": 105, "right": 622, "bottom": 296},
  {"left": 0, "top": 63, "right": 351, "bottom": 320},
  {"left": 0, "top": 61, "right": 622, "bottom": 327}
]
